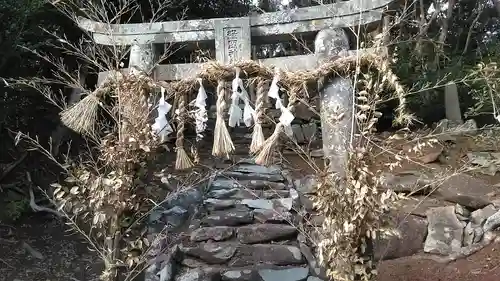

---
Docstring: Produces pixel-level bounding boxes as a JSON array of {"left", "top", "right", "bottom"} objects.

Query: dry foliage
[{"left": 311, "top": 57, "right": 414, "bottom": 280}]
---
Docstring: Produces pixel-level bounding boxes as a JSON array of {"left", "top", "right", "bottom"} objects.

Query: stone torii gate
[{"left": 78, "top": 0, "right": 393, "bottom": 175}]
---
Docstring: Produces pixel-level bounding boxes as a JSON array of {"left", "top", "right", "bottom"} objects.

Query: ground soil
[
  {"left": 0, "top": 213, "right": 102, "bottom": 281},
  {"left": 377, "top": 242, "right": 500, "bottom": 281}
]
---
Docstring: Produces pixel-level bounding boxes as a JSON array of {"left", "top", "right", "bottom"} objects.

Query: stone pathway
[
  {"left": 145, "top": 159, "right": 325, "bottom": 281},
  {"left": 145, "top": 156, "right": 500, "bottom": 281}
]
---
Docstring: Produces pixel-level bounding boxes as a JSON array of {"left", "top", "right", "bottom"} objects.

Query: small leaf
[{"left": 70, "top": 186, "right": 80, "bottom": 195}]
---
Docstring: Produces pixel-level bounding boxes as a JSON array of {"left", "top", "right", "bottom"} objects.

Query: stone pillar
[
  {"left": 444, "top": 82, "right": 463, "bottom": 125},
  {"left": 129, "top": 43, "right": 155, "bottom": 75},
  {"left": 315, "top": 28, "right": 353, "bottom": 178}
]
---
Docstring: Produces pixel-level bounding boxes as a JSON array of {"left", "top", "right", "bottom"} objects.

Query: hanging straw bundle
[
  {"left": 250, "top": 78, "right": 268, "bottom": 154},
  {"left": 255, "top": 85, "right": 298, "bottom": 166},
  {"left": 212, "top": 80, "right": 235, "bottom": 158},
  {"left": 175, "top": 93, "right": 194, "bottom": 170},
  {"left": 60, "top": 92, "right": 100, "bottom": 137}
]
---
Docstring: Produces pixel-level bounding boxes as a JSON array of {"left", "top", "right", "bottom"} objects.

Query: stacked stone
[{"left": 146, "top": 159, "right": 327, "bottom": 281}]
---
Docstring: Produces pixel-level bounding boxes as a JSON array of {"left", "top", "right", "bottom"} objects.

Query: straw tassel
[
  {"left": 60, "top": 92, "right": 100, "bottom": 137},
  {"left": 250, "top": 78, "right": 268, "bottom": 154},
  {"left": 212, "top": 80, "right": 235, "bottom": 158},
  {"left": 255, "top": 86, "right": 298, "bottom": 166},
  {"left": 175, "top": 93, "right": 194, "bottom": 170}
]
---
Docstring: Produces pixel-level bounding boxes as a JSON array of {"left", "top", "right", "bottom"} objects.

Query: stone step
[
  {"left": 179, "top": 243, "right": 305, "bottom": 267},
  {"left": 204, "top": 198, "right": 295, "bottom": 212},
  {"left": 189, "top": 224, "right": 297, "bottom": 244},
  {"left": 221, "top": 266, "right": 310, "bottom": 281},
  {"left": 201, "top": 207, "right": 254, "bottom": 226},
  {"left": 220, "top": 171, "right": 285, "bottom": 182},
  {"left": 207, "top": 188, "right": 290, "bottom": 200},
  {"left": 210, "top": 178, "right": 288, "bottom": 190}
]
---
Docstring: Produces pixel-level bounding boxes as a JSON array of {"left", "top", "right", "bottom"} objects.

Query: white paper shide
[
  {"left": 268, "top": 69, "right": 294, "bottom": 137},
  {"left": 152, "top": 87, "right": 174, "bottom": 142},
  {"left": 192, "top": 78, "right": 208, "bottom": 140}
]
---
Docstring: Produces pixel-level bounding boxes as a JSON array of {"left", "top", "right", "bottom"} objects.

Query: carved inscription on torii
[{"left": 214, "top": 18, "right": 251, "bottom": 64}]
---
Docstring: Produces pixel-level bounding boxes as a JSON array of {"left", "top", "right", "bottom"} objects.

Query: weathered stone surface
[
  {"left": 180, "top": 242, "right": 237, "bottom": 264},
  {"left": 162, "top": 188, "right": 203, "bottom": 210},
  {"left": 207, "top": 188, "right": 240, "bottom": 199},
  {"left": 190, "top": 226, "right": 234, "bottom": 242},
  {"left": 374, "top": 214, "right": 427, "bottom": 260},
  {"left": 398, "top": 197, "right": 454, "bottom": 217},
  {"left": 300, "top": 194, "right": 315, "bottom": 212},
  {"left": 307, "top": 277, "right": 325, "bottom": 281},
  {"left": 294, "top": 102, "right": 316, "bottom": 121},
  {"left": 204, "top": 199, "right": 236, "bottom": 210},
  {"left": 253, "top": 208, "right": 293, "bottom": 223},
  {"left": 241, "top": 198, "right": 293, "bottom": 211},
  {"left": 379, "top": 171, "right": 432, "bottom": 193},
  {"left": 302, "top": 123, "right": 318, "bottom": 141},
  {"left": 181, "top": 258, "right": 210, "bottom": 268},
  {"left": 434, "top": 174, "right": 498, "bottom": 209},
  {"left": 403, "top": 142, "right": 444, "bottom": 164},
  {"left": 483, "top": 210, "right": 500, "bottom": 231},
  {"left": 222, "top": 269, "right": 255, "bottom": 281},
  {"left": 455, "top": 204, "right": 470, "bottom": 218},
  {"left": 222, "top": 171, "right": 285, "bottom": 182},
  {"left": 202, "top": 208, "right": 253, "bottom": 226},
  {"left": 230, "top": 244, "right": 305, "bottom": 266},
  {"left": 207, "top": 188, "right": 289, "bottom": 200},
  {"left": 299, "top": 243, "right": 321, "bottom": 276},
  {"left": 231, "top": 164, "right": 281, "bottom": 175},
  {"left": 292, "top": 124, "right": 306, "bottom": 143},
  {"left": 294, "top": 175, "right": 318, "bottom": 194},
  {"left": 463, "top": 222, "right": 475, "bottom": 246},
  {"left": 162, "top": 206, "right": 190, "bottom": 228},
  {"left": 175, "top": 269, "right": 205, "bottom": 281},
  {"left": 211, "top": 178, "right": 287, "bottom": 190},
  {"left": 424, "top": 206, "right": 463, "bottom": 255},
  {"left": 237, "top": 224, "right": 297, "bottom": 243},
  {"left": 471, "top": 204, "right": 497, "bottom": 225},
  {"left": 258, "top": 267, "right": 309, "bottom": 281},
  {"left": 320, "top": 73, "right": 353, "bottom": 175}
]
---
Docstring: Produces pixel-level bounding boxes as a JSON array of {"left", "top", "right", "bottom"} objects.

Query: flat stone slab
[
  {"left": 190, "top": 226, "right": 234, "bottom": 242},
  {"left": 237, "top": 224, "right": 297, "bottom": 243},
  {"left": 210, "top": 178, "right": 288, "bottom": 190},
  {"left": 221, "top": 267, "right": 310, "bottom": 281},
  {"left": 231, "top": 164, "right": 282, "bottom": 175},
  {"left": 221, "top": 171, "right": 285, "bottom": 183},
  {"left": 397, "top": 197, "right": 454, "bottom": 217},
  {"left": 253, "top": 209, "right": 293, "bottom": 223},
  {"left": 258, "top": 267, "right": 309, "bottom": 281},
  {"left": 424, "top": 206, "right": 464, "bottom": 255},
  {"left": 180, "top": 242, "right": 237, "bottom": 264},
  {"left": 204, "top": 199, "right": 237, "bottom": 210},
  {"left": 241, "top": 198, "right": 293, "bottom": 211},
  {"left": 230, "top": 244, "right": 305, "bottom": 266},
  {"left": 207, "top": 188, "right": 290, "bottom": 200},
  {"left": 434, "top": 174, "right": 499, "bottom": 210},
  {"left": 202, "top": 208, "right": 254, "bottom": 226}
]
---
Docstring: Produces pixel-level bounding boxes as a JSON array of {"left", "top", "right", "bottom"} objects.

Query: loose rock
[{"left": 424, "top": 206, "right": 464, "bottom": 255}]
